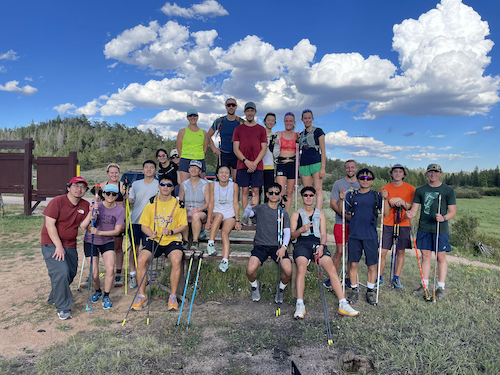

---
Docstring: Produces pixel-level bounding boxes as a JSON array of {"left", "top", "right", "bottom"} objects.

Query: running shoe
[
  {"left": 114, "top": 275, "right": 124, "bottom": 287},
  {"left": 207, "top": 242, "right": 217, "bottom": 256},
  {"left": 338, "top": 301, "right": 360, "bottom": 317},
  {"left": 323, "top": 279, "right": 332, "bottom": 289},
  {"left": 374, "top": 278, "right": 384, "bottom": 289},
  {"left": 182, "top": 241, "right": 190, "bottom": 250},
  {"left": 131, "top": 295, "right": 148, "bottom": 310},
  {"left": 293, "top": 303, "right": 306, "bottom": 319},
  {"left": 413, "top": 285, "right": 427, "bottom": 297},
  {"left": 58, "top": 310, "right": 72, "bottom": 320},
  {"left": 366, "top": 291, "right": 377, "bottom": 306},
  {"left": 129, "top": 274, "right": 137, "bottom": 289},
  {"left": 190, "top": 241, "right": 199, "bottom": 251},
  {"left": 251, "top": 281, "right": 261, "bottom": 302},
  {"left": 102, "top": 295, "right": 112, "bottom": 309},
  {"left": 79, "top": 276, "right": 89, "bottom": 289},
  {"left": 348, "top": 288, "right": 359, "bottom": 305},
  {"left": 91, "top": 290, "right": 103, "bottom": 303},
  {"left": 241, "top": 217, "right": 249, "bottom": 226},
  {"left": 435, "top": 287, "right": 446, "bottom": 299},
  {"left": 216, "top": 259, "right": 228, "bottom": 273},
  {"left": 198, "top": 229, "right": 208, "bottom": 240},
  {"left": 392, "top": 278, "right": 404, "bottom": 290},
  {"left": 168, "top": 295, "right": 178, "bottom": 310},
  {"left": 275, "top": 284, "right": 284, "bottom": 304}
]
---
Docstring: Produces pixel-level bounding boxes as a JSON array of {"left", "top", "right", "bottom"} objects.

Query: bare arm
[
  {"left": 91, "top": 224, "right": 122, "bottom": 237},
  {"left": 176, "top": 129, "right": 185, "bottom": 158},
  {"left": 208, "top": 127, "right": 220, "bottom": 154},
  {"left": 178, "top": 183, "right": 185, "bottom": 202},
  {"left": 437, "top": 204, "right": 456, "bottom": 222},
  {"left": 318, "top": 134, "right": 326, "bottom": 179},
  {"left": 203, "top": 130, "right": 209, "bottom": 155},
  {"left": 233, "top": 182, "right": 241, "bottom": 230},
  {"left": 206, "top": 182, "right": 215, "bottom": 228},
  {"left": 316, "top": 211, "right": 328, "bottom": 257},
  {"left": 406, "top": 202, "right": 420, "bottom": 220}
]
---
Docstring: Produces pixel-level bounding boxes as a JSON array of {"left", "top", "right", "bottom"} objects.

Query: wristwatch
[
  {"left": 242, "top": 158, "right": 247, "bottom": 163},
  {"left": 443, "top": 215, "right": 447, "bottom": 221}
]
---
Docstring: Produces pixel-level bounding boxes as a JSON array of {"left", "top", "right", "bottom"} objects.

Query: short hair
[
  {"left": 143, "top": 160, "right": 157, "bottom": 169},
  {"left": 356, "top": 168, "right": 375, "bottom": 179},
  {"left": 263, "top": 112, "right": 276, "bottom": 123},
  {"left": 155, "top": 148, "right": 168, "bottom": 157},
  {"left": 215, "top": 165, "right": 231, "bottom": 181},
  {"left": 301, "top": 186, "right": 316, "bottom": 195},
  {"left": 267, "top": 182, "right": 282, "bottom": 194},
  {"left": 225, "top": 97, "right": 237, "bottom": 104},
  {"left": 344, "top": 159, "right": 356, "bottom": 167},
  {"left": 158, "top": 173, "right": 177, "bottom": 186}
]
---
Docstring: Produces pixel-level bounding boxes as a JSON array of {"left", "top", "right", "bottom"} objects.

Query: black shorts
[
  {"left": 220, "top": 151, "right": 238, "bottom": 170},
  {"left": 84, "top": 241, "right": 114, "bottom": 257},
  {"left": 251, "top": 244, "right": 290, "bottom": 265},
  {"left": 347, "top": 238, "right": 379, "bottom": 266},
  {"left": 236, "top": 169, "right": 264, "bottom": 188},
  {"left": 381, "top": 226, "right": 411, "bottom": 251},
  {"left": 292, "top": 237, "right": 331, "bottom": 260},
  {"left": 276, "top": 161, "right": 296, "bottom": 180},
  {"left": 144, "top": 240, "right": 184, "bottom": 258}
]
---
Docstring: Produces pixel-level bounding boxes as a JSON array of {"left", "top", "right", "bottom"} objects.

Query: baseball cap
[
  {"left": 187, "top": 109, "right": 198, "bottom": 116},
  {"left": 426, "top": 164, "right": 442, "bottom": 173},
  {"left": 244, "top": 102, "right": 256, "bottom": 111},
  {"left": 390, "top": 164, "right": 407, "bottom": 176},
  {"left": 103, "top": 184, "right": 119, "bottom": 193},
  {"left": 170, "top": 149, "right": 179, "bottom": 158},
  {"left": 189, "top": 160, "right": 203, "bottom": 169},
  {"left": 69, "top": 176, "right": 88, "bottom": 186}
]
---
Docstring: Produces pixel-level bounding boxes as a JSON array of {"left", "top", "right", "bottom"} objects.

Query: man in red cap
[{"left": 41, "top": 176, "right": 93, "bottom": 320}]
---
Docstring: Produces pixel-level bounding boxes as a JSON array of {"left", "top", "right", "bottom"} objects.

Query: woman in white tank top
[{"left": 206, "top": 165, "right": 242, "bottom": 273}]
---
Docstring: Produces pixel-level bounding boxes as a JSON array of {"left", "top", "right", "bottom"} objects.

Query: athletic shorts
[
  {"left": 236, "top": 169, "right": 264, "bottom": 188},
  {"left": 84, "top": 241, "right": 114, "bottom": 257},
  {"left": 144, "top": 240, "right": 184, "bottom": 258},
  {"left": 251, "top": 244, "right": 290, "bottom": 265},
  {"left": 333, "top": 224, "right": 351, "bottom": 245},
  {"left": 348, "top": 238, "right": 379, "bottom": 266},
  {"left": 416, "top": 232, "right": 451, "bottom": 253},
  {"left": 179, "top": 158, "right": 207, "bottom": 173},
  {"left": 220, "top": 151, "right": 238, "bottom": 170},
  {"left": 299, "top": 162, "right": 321, "bottom": 177},
  {"left": 381, "top": 226, "right": 411, "bottom": 251},
  {"left": 293, "top": 237, "right": 331, "bottom": 260},
  {"left": 276, "top": 161, "right": 295, "bottom": 180},
  {"left": 130, "top": 224, "right": 148, "bottom": 247}
]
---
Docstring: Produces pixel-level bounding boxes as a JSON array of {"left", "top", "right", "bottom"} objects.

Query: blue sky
[{"left": 1, "top": 0, "right": 499, "bottom": 173}]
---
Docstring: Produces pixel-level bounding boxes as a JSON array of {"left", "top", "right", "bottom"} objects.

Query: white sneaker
[
  {"left": 207, "top": 242, "right": 217, "bottom": 256},
  {"left": 338, "top": 301, "right": 359, "bottom": 317},
  {"left": 294, "top": 303, "right": 306, "bottom": 319}
]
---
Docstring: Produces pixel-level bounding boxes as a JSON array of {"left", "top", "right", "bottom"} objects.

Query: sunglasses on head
[
  {"left": 159, "top": 182, "right": 174, "bottom": 187},
  {"left": 226, "top": 103, "right": 236, "bottom": 107},
  {"left": 267, "top": 191, "right": 280, "bottom": 196},
  {"left": 104, "top": 192, "right": 118, "bottom": 197},
  {"left": 302, "top": 193, "right": 315, "bottom": 197},
  {"left": 359, "top": 176, "right": 374, "bottom": 181}
]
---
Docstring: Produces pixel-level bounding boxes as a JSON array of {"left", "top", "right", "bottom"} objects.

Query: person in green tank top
[{"left": 176, "top": 109, "right": 209, "bottom": 184}]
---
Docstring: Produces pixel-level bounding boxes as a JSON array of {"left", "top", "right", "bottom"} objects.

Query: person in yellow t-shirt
[
  {"left": 131, "top": 174, "right": 187, "bottom": 312},
  {"left": 378, "top": 164, "right": 415, "bottom": 290}
]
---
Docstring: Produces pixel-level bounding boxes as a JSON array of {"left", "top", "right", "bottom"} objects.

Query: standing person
[
  {"left": 179, "top": 160, "right": 209, "bottom": 251},
  {"left": 290, "top": 186, "right": 359, "bottom": 318},
  {"left": 245, "top": 183, "right": 292, "bottom": 304},
  {"left": 299, "top": 109, "right": 326, "bottom": 210},
  {"left": 131, "top": 174, "right": 188, "bottom": 311},
  {"left": 262, "top": 112, "right": 280, "bottom": 203},
  {"left": 41, "top": 177, "right": 93, "bottom": 320},
  {"left": 276, "top": 112, "right": 299, "bottom": 212},
  {"left": 340, "top": 169, "right": 389, "bottom": 306},
  {"left": 176, "top": 109, "right": 209, "bottom": 184},
  {"left": 84, "top": 184, "right": 125, "bottom": 309},
  {"left": 378, "top": 164, "right": 415, "bottom": 290},
  {"left": 156, "top": 148, "right": 178, "bottom": 177},
  {"left": 99, "top": 163, "right": 127, "bottom": 287},
  {"left": 233, "top": 102, "right": 268, "bottom": 213},
  {"left": 128, "top": 160, "right": 159, "bottom": 288},
  {"left": 206, "top": 165, "right": 242, "bottom": 272},
  {"left": 208, "top": 98, "right": 244, "bottom": 181},
  {"left": 325, "top": 159, "right": 360, "bottom": 289},
  {"left": 406, "top": 164, "right": 456, "bottom": 299}
]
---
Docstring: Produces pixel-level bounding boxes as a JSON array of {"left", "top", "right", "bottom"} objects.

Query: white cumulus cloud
[
  {"left": 0, "top": 80, "right": 37, "bottom": 95},
  {"left": 161, "top": 0, "right": 228, "bottom": 19},
  {"left": 53, "top": 103, "right": 77, "bottom": 114},
  {"left": 0, "top": 50, "right": 18, "bottom": 60}
]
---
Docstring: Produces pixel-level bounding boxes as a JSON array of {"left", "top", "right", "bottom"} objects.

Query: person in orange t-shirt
[{"left": 378, "top": 164, "right": 415, "bottom": 290}]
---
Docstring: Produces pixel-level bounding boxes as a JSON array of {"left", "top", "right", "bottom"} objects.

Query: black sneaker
[
  {"left": 348, "top": 288, "right": 359, "bottom": 305},
  {"left": 413, "top": 285, "right": 426, "bottom": 297},
  {"left": 366, "top": 291, "right": 377, "bottom": 305}
]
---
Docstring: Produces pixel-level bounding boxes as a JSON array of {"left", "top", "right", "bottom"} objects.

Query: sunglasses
[
  {"left": 358, "top": 176, "right": 374, "bottom": 181},
  {"left": 226, "top": 103, "right": 236, "bottom": 107},
  {"left": 104, "top": 192, "right": 118, "bottom": 197},
  {"left": 267, "top": 191, "right": 280, "bottom": 196},
  {"left": 158, "top": 154, "right": 167, "bottom": 158},
  {"left": 159, "top": 182, "right": 174, "bottom": 187},
  {"left": 171, "top": 155, "right": 179, "bottom": 159},
  {"left": 302, "top": 194, "right": 315, "bottom": 197},
  {"left": 188, "top": 114, "right": 198, "bottom": 118}
]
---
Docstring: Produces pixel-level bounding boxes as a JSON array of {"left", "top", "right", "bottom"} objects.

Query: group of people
[{"left": 40, "top": 98, "right": 456, "bottom": 322}]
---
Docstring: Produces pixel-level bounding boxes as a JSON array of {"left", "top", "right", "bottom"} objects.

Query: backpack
[
  {"left": 299, "top": 127, "right": 320, "bottom": 152},
  {"left": 214, "top": 115, "right": 244, "bottom": 137},
  {"left": 346, "top": 190, "right": 381, "bottom": 225}
]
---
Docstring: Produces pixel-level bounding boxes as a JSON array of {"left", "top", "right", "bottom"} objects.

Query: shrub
[
  {"left": 482, "top": 187, "right": 500, "bottom": 196},
  {"left": 450, "top": 215, "right": 479, "bottom": 250},
  {"left": 454, "top": 187, "right": 482, "bottom": 199}
]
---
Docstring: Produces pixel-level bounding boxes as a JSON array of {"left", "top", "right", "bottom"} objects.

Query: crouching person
[
  {"left": 291, "top": 186, "right": 359, "bottom": 319},
  {"left": 131, "top": 174, "right": 187, "bottom": 311}
]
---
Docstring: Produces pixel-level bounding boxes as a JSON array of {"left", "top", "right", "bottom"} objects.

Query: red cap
[{"left": 69, "top": 176, "right": 88, "bottom": 186}]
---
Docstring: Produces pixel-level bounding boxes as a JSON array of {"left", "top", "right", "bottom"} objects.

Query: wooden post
[{"left": 23, "top": 139, "right": 34, "bottom": 216}]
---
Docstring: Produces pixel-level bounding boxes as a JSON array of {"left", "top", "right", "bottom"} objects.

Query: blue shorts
[
  {"left": 236, "top": 169, "right": 264, "bottom": 188},
  {"left": 348, "top": 238, "right": 379, "bottom": 266},
  {"left": 144, "top": 240, "right": 184, "bottom": 258},
  {"left": 130, "top": 224, "right": 148, "bottom": 247},
  {"left": 416, "top": 232, "right": 451, "bottom": 252},
  {"left": 292, "top": 237, "right": 331, "bottom": 260},
  {"left": 276, "top": 161, "right": 296, "bottom": 180},
  {"left": 220, "top": 151, "right": 238, "bottom": 170},
  {"left": 84, "top": 241, "right": 114, "bottom": 257},
  {"left": 179, "top": 158, "right": 206, "bottom": 173},
  {"left": 251, "top": 244, "right": 290, "bottom": 265}
]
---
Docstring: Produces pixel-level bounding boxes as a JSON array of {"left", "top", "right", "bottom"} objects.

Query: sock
[
  {"left": 250, "top": 280, "right": 259, "bottom": 288},
  {"left": 351, "top": 284, "right": 358, "bottom": 289},
  {"left": 130, "top": 271, "right": 136, "bottom": 276},
  {"left": 297, "top": 299, "right": 304, "bottom": 305},
  {"left": 339, "top": 298, "right": 347, "bottom": 306},
  {"left": 379, "top": 275, "right": 383, "bottom": 281},
  {"left": 367, "top": 282, "right": 375, "bottom": 289},
  {"left": 438, "top": 282, "right": 445, "bottom": 289},
  {"left": 208, "top": 240, "right": 215, "bottom": 245},
  {"left": 96, "top": 288, "right": 102, "bottom": 293},
  {"left": 393, "top": 275, "right": 399, "bottom": 281},
  {"left": 104, "top": 292, "right": 110, "bottom": 297},
  {"left": 367, "top": 288, "right": 374, "bottom": 292},
  {"left": 423, "top": 279, "right": 429, "bottom": 288},
  {"left": 279, "top": 281, "right": 287, "bottom": 290},
  {"left": 222, "top": 258, "right": 228, "bottom": 263},
  {"left": 116, "top": 269, "right": 122, "bottom": 274}
]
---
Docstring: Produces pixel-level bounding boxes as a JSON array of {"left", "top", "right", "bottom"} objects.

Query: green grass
[{"left": 455, "top": 196, "right": 500, "bottom": 236}]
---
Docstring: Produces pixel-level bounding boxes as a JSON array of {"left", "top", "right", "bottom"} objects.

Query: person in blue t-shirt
[
  {"left": 208, "top": 98, "right": 244, "bottom": 181},
  {"left": 340, "top": 168, "right": 389, "bottom": 306}
]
